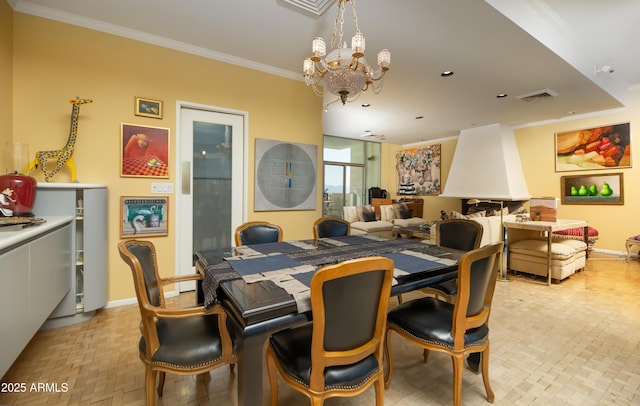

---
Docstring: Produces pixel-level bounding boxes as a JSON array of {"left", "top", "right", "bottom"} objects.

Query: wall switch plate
[{"left": 151, "top": 182, "right": 174, "bottom": 194}]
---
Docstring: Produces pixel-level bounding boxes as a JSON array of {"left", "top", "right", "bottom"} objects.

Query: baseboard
[
  {"left": 104, "top": 290, "right": 179, "bottom": 309},
  {"left": 590, "top": 248, "right": 630, "bottom": 259}
]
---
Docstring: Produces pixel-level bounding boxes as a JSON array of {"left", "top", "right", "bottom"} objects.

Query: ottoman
[{"left": 509, "top": 239, "right": 587, "bottom": 281}]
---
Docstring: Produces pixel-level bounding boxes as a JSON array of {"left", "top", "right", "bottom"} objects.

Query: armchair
[
  {"left": 118, "top": 240, "right": 236, "bottom": 405},
  {"left": 266, "top": 257, "right": 394, "bottom": 405}
]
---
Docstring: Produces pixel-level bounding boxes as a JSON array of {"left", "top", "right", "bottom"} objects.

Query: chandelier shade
[{"left": 303, "top": 0, "right": 390, "bottom": 105}]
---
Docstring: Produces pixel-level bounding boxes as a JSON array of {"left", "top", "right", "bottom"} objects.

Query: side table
[{"left": 503, "top": 219, "right": 588, "bottom": 285}]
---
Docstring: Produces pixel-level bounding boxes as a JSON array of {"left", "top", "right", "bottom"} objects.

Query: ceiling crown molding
[{"left": 283, "top": 0, "right": 337, "bottom": 16}]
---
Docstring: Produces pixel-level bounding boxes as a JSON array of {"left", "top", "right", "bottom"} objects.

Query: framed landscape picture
[
  {"left": 560, "top": 172, "right": 623, "bottom": 205},
  {"left": 134, "top": 96, "right": 163, "bottom": 119},
  {"left": 555, "top": 122, "right": 631, "bottom": 172}
]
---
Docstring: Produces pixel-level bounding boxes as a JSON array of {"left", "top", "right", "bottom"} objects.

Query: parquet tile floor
[{"left": 1, "top": 253, "right": 639, "bottom": 405}]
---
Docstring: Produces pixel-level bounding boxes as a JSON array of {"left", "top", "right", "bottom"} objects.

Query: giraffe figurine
[{"left": 23, "top": 97, "right": 93, "bottom": 182}]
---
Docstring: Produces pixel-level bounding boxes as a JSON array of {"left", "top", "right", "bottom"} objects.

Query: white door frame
[{"left": 175, "top": 100, "right": 249, "bottom": 291}]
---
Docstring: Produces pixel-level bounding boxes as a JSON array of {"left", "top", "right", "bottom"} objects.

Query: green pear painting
[{"left": 561, "top": 173, "right": 623, "bottom": 205}]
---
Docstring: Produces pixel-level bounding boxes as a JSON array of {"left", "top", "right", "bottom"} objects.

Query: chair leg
[
  {"left": 156, "top": 371, "right": 165, "bottom": 397},
  {"left": 229, "top": 363, "right": 235, "bottom": 374},
  {"left": 451, "top": 355, "right": 464, "bottom": 406},
  {"left": 265, "top": 348, "right": 279, "bottom": 406},
  {"left": 481, "top": 346, "right": 495, "bottom": 403},
  {"left": 423, "top": 349, "right": 430, "bottom": 363},
  {"left": 374, "top": 376, "right": 384, "bottom": 406},
  {"left": 383, "top": 330, "right": 394, "bottom": 389},
  {"left": 145, "top": 368, "right": 157, "bottom": 405}
]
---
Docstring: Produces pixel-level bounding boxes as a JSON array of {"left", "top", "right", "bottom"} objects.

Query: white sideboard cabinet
[
  {"left": 33, "top": 183, "right": 108, "bottom": 328},
  {"left": 0, "top": 217, "right": 73, "bottom": 378}
]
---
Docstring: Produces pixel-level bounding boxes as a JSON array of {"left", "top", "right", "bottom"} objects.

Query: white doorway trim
[{"left": 174, "top": 100, "right": 249, "bottom": 292}]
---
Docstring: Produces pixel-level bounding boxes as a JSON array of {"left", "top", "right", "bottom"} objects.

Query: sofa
[
  {"left": 509, "top": 238, "right": 587, "bottom": 281},
  {"left": 430, "top": 210, "right": 517, "bottom": 247},
  {"left": 343, "top": 205, "right": 394, "bottom": 238},
  {"left": 343, "top": 202, "right": 427, "bottom": 238},
  {"left": 380, "top": 204, "right": 427, "bottom": 227}
]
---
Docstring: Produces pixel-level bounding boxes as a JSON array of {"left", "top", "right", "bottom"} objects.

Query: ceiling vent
[
  {"left": 283, "top": 0, "right": 337, "bottom": 16},
  {"left": 515, "top": 88, "right": 559, "bottom": 102}
]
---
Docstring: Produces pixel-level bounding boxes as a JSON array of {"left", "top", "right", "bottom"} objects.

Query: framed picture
[
  {"left": 555, "top": 122, "right": 631, "bottom": 171},
  {"left": 134, "top": 96, "right": 163, "bottom": 119},
  {"left": 121, "top": 123, "right": 170, "bottom": 178},
  {"left": 561, "top": 172, "right": 623, "bottom": 205},
  {"left": 120, "top": 196, "right": 169, "bottom": 238},
  {"left": 254, "top": 139, "right": 317, "bottom": 211},
  {"left": 395, "top": 144, "right": 441, "bottom": 195}
]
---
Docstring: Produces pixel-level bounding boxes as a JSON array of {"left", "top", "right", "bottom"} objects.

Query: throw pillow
[
  {"left": 398, "top": 207, "right": 412, "bottom": 219},
  {"left": 393, "top": 203, "right": 411, "bottom": 219},
  {"left": 488, "top": 207, "right": 509, "bottom": 216},
  {"left": 362, "top": 210, "right": 377, "bottom": 222},
  {"left": 356, "top": 205, "right": 376, "bottom": 222},
  {"left": 450, "top": 210, "right": 486, "bottom": 219}
]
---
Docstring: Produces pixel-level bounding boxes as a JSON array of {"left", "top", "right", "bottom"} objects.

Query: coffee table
[{"left": 393, "top": 224, "right": 431, "bottom": 240}]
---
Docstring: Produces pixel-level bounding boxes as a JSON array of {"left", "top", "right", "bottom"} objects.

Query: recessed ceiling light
[
  {"left": 496, "top": 93, "right": 508, "bottom": 98},
  {"left": 441, "top": 71, "right": 454, "bottom": 77},
  {"left": 361, "top": 103, "right": 371, "bottom": 107}
]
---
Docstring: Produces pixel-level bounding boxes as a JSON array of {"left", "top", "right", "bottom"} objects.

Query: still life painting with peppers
[{"left": 555, "top": 122, "right": 631, "bottom": 171}]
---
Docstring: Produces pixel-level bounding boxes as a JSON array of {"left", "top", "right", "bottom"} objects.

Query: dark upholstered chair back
[
  {"left": 119, "top": 240, "right": 164, "bottom": 308},
  {"left": 321, "top": 270, "right": 384, "bottom": 350},
  {"left": 235, "top": 221, "right": 283, "bottom": 246},
  {"left": 463, "top": 246, "right": 499, "bottom": 317},
  {"left": 313, "top": 216, "right": 351, "bottom": 239},
  {"left": 311, "top": 256, "right": 393, "bottom": 358},
  {"left": 436, "top": 219, "right": 483, "bottom": 252},
  {"left": 368, "top": 187, "right": 388, "bottom": 204}
]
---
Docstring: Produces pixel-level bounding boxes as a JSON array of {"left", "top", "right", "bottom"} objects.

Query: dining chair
[
  {"left": 384, "top": 242, "right": 503, "bottom": 406},
  {"left": 118, "top": 240, "right": 236, "bottom": 406},
  {"left": 312, "top": 216, "right": 351, "bottom": 239},
  {"left": 235, "top": 221, "right": 283, "bottom": 246},
  {"left": 422, "top": 218, "right": 484, "bottom": 303},
  {"left": 266, "top": 256, "right": 395, "bottom": 406}
]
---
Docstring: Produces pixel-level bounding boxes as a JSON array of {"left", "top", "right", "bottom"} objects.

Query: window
[{"left": 322, "top": 136, "right": 381, "bottom": 217}]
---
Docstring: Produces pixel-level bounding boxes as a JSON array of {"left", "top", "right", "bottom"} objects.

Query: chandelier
[{"left": 303, "top": 0, "right": 390, "bottom": 105}]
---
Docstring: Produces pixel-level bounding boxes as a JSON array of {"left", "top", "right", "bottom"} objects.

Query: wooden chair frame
[
  {"left": 312, "top": 216, "right": 351, "bottom": 239},
  {"left": 266, "top": 257, "right": 394, "bottom": 405},
  {"left": 118, "top": 240, "right": 236, "bottom": 405},
  {"left": 385, "top": 242, "right": 503, "bottom": 406},
  {"left": 234, "top": 221, "right": 283, "bottom": 246}
]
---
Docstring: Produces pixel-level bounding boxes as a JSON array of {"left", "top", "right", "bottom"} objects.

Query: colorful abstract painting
[{"left": 396, "top": 144, "right": 441, "bottom": 195}]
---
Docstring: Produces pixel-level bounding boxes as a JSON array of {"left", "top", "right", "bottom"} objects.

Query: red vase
[{"left": 0, "top": 172, "right": 38, "bottom": 216}]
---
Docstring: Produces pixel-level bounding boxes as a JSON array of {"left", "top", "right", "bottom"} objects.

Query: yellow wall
[
  {"left": 514, "top": 88, "right": 640, "bottom": 252},
  {"left": 381, "top": 139, "right": 461, "bottom": 221},
  {"left": 379, "top": 89, "right": 640, "bottom": 253},
  {"left": 0, "top": 1, "right": 12, "bottom": 160},
  {"left": 10, "top": 13, "right": 323, "bottom": 302}
]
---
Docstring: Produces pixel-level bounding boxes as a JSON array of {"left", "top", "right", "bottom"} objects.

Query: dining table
[{"left": 195, "top": 234, "right": 463, "bottom": 406}]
